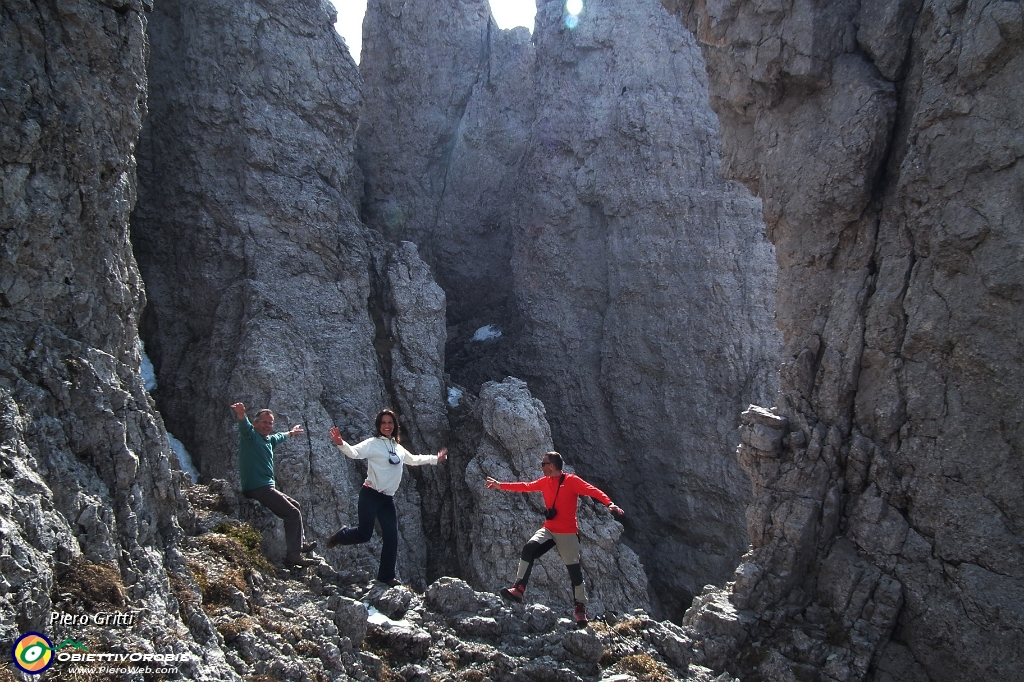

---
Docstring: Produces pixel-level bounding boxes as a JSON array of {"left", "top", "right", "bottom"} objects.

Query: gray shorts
[{"left": 528, "top": 527, "right": 581, "bottom": 565}]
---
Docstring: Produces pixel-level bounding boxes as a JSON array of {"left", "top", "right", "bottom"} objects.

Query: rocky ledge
[{"left": 33, "top": 479, "right": 737, "bottom": 682}]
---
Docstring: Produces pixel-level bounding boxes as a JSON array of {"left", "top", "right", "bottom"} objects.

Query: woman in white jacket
[{"left": 326, "top": 409, "right": 447, "bottom": 586}]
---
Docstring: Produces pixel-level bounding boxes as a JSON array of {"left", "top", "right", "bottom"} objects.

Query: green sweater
[{"left": 237, "top": 417, "right": 288, "bottom": 492}]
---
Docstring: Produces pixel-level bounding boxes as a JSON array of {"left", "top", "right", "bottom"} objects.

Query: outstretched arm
[
  {"left": 288, "top": 425, "right": 304, "bottom": 437},
  {"left": 398, "top": 444, "right": 448, "bottom": 466},
  {"left": 485, "top": 476, "right": 503, "bottom": 490},
  {"left": 329, "top": 427, "right": 362, "bottom": 460},
  {"left": 231, "top": 402, "right": 246, "bottom": 420},
  {"left": 608, "top": 502, "right": 624, "bottom": 516}
]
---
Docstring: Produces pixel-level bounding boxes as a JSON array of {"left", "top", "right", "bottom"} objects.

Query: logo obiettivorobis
[
  {"left": 11, "top": 632, "right": 55, "bottom": 674},
  {"left": 11, "top": 632, "right": 88, "bottom": 675}
]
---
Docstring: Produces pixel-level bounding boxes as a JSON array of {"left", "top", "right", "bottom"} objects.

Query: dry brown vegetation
[
  {"left": 210, "top": 521, "right": 273, "bottom": 573},
  {"left": 611, "top": 616, "right": 645, "bottom": 637},
  {"left": 295, "top": 639, "right": 322, "bottom": 658},
  {"left": 616, "top": 653, "right": 672, "bottom": 682},
  {"left": 216, "top": 616, "right": 256, "bottom": 643},
  {"left": 52, "top": 556, "right": 126, "bottom": 609}
]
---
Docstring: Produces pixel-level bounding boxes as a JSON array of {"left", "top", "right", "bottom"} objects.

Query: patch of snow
[
  {"left": 471, "top": 324, "right": 502, "bottom": 342},
  {"left": 140, "top": 341, "right": 157, "bottom": 392},
  {"left": 447, "top": 387, "right": 463, "bottom": 408},
  {"left": 140, "top": 341, "right": 200, "bottom": 483},
  {"left": 366, "top": 605, "right": 412, "bottom": 629},
  {"left": 168, "top": 432, "right": 200, "bottom": 483}
]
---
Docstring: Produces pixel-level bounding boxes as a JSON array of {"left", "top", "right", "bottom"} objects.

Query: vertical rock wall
[
  {"left": 513, "top": 0, "right": 779, "bottom": 618},
  {"left": 359, "top": 0, "right": 780, "bottom": 618},
  {"left": 132, "top": 0, "right": 448, "bottom": 584},
  {"left": 358, "top": 0, "right": 520, "bottom": 326},
  {"left": 672, "top": 0, "right": 1024, "bottom": 679},
  {"left": 0, "top": 1, "right": 232, "bottom": 675}
]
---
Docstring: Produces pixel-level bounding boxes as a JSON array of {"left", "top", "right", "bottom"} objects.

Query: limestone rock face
[
  {"left": 452, "top": 378, "right": 649, "bottom": 615},
  {"left": 674, "top": 0, "right": 1024, "bottom": 678},
  {"left": 512, "top": 0, "right": 779, "bottom": 618},
  {"left": 132, "top": 0, "right": 448, "bottom": 586},
  {"left": 358, "top": 0, "right": 525, "bottom": 325},
  {"left": 359, "top": 0, "right": 780, "bottom": 618},
  {"left": 0, "top": 1, "right": 230, "bottom": 675}
]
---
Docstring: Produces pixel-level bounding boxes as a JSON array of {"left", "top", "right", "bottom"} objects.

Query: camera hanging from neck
[{"left": 544, "top": 473, "right": 566, "bottom": 520}]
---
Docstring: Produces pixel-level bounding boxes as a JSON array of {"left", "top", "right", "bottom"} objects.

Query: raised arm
[
  {"left": 231, "top": 402, "right": 247, "bottom": 420},
  {"left": 329, "top": 426, "right": 360, "bottom": 459},
  {"left": 400, "top": 446, "right": 447, "bottom": 467}
]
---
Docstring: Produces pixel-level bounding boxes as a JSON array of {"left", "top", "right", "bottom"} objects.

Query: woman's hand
[
  {"left": 485, "top": 477, "right": 502, "bottom": 490},
  {"left": 329, "top": 426, "right": 345, "bottom": 446},
  {"left": 436, "top": 447, "right": 448, "bottom": 463}
]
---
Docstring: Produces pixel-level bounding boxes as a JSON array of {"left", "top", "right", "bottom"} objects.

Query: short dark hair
[
  {"left": 375, "top": 409, "right": 402, "bottom": 442},
  {"left": 544, "top": 452, "right": 563, "bottom": 470},
  {"left": 253, "top": 409, "right": 273, "bottom": 422}
]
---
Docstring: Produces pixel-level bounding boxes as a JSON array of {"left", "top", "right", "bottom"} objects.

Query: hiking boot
[
  {"left": 284, "top": 553, "right": 316, "bottom": 568},
  {"left": 378, "top": 578, "right": 402, "bottom": 588},
  {"left": 301, "top": 541, "right": 318, "bottom": 553},
  {"left": 500, "top": 584, "right": 525, "bottom": 604},
  {"left": 574, "top": 602, "right": 588, "bottom": 629},
  {"left": 326, "top": 529, "right": 344, "bottom": 550}
]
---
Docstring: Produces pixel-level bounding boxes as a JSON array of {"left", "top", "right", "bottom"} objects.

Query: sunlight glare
[
  {"left": 329, "top": 0, "right": 367, "bottom": 64},
  {"left": 329, "top": 0, "right": 537, "bottom": 64},
  {"left": 490, "top": 0, "right": 536, "bottom": 31}
]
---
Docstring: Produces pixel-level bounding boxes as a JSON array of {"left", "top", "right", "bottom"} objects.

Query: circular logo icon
[{"left": 11, "top": 632, "right": 54, "bottom": 674}]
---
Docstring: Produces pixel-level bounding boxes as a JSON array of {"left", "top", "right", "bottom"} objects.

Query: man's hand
[
  {"left": 231, "top": 402, "right": 246, "bottom": 420},
  {"left": 608, "top": 503, "right": 624, "bottom": 516},
  {"left": 485, "top": 477, "right": 502, "bottom": 490},
  {"left": 288, "top": 425, "right": 304, "bottom": 437},
  {"left": 329, "top": 426, "right": 345, "bottom": 446},
  {"left": 436, "top": 447, "right": 448, "bottom": 464}
]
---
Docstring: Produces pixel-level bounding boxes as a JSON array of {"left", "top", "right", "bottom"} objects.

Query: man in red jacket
[{"left": 485, "top": 452, "right": 624, "bottom": 628}]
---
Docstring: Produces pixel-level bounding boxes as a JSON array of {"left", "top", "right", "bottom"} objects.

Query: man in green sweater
[{"left": 231, "top": 402, "right": 316, "bottom": 568}]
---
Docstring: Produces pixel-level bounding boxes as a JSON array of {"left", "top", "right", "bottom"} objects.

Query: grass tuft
[
  {"left": 216, "top": 617, "right": 256, "bottom": 643},
  {"left": 210, "top": 522, "right": 274, "bottom": 573},
  {"left": 618, "top": 653, "right": 672, "bottom": 682},
  {"left": 611, "top": 616, "right": 645, "bottom": 636},
  {"left": 52, "top": 556, "right": 126, "bottom": 609}
]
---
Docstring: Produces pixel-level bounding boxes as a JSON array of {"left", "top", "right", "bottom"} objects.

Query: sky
[{"left": 327, "top": 0, "right": 537, "bottom": 63}]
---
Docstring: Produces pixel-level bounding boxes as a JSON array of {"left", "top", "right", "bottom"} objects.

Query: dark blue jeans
[{"left": 328, "top": 486, "right": 399, "bottom": 582}]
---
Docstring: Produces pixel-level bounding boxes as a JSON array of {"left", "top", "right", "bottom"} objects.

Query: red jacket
[{"left": 500, "top": 473, "right": 612, "bottom": 534}]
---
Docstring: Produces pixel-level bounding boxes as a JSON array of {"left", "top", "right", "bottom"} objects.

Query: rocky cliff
[
  {"left": 670, "top": 0, "right": 1024, "bottom": 679},
  {"left": 0, "top": 0, "right": 229, "bottom": 675},
  {"left": 6, "top": 0, "right": 1018, "bottom": 678},
  {"left": 358, "top": 0, "right": 781, "bottom": 619},
  {"left": 131, "top": 0, "right": 450, "bottom": 586},
  {"left": 130, "top": 0, "right": 651, "bottom": 610}
]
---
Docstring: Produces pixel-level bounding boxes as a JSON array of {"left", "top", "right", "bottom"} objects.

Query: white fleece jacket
[{"left": 336, "top": 436, "right": 438, "bottom": 496}]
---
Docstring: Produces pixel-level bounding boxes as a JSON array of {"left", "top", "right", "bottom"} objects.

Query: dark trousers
[
  {"left": 328, "top": 486, "right": 399, "bottom": 582},
  {"left": 244, "top": 485, "right": 305, "bottom": 556}
]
